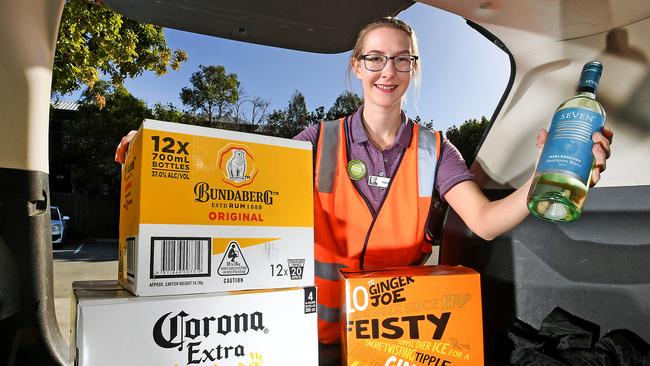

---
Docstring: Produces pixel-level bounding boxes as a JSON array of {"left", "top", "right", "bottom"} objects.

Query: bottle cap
[{"left": 577, "top": 61, "right": 603, "bottom": 93}]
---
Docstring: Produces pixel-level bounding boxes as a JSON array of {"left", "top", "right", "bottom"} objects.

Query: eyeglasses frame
[{"left": 359, "top": 54, "right": 419, "bottom": 72}]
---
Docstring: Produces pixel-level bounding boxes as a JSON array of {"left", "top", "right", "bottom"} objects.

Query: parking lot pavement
[{"left": 53, "top": 239, "right": 118, "bottom": 346}]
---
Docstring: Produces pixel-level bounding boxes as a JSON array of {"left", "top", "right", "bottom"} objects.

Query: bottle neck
[{"left": 576, "top": 89, "right": 596, "bottom": 99}]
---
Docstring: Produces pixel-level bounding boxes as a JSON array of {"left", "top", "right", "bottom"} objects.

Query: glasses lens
[
  {"left": 363, "top": 55, "right": 387, "bottom": 71},
  {"left": 393, "top": 56, "right": 414, "bottom": 72}
]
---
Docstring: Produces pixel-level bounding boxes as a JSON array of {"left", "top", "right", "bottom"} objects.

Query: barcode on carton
[
  {"left": 150, "top": 237, "right": 211, "bottom": 279},
  {"left": 126, "top": 237, "right": 136, "bottom": 278}
]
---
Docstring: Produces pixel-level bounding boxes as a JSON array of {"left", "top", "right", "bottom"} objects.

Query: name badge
[{"left": 368, "top": 175, "right": 390, "bottom": 188}]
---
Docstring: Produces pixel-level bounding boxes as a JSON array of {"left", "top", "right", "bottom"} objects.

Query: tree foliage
[
  {"left": 180, "top": 65, "right": 240, "bottom": 125},
  {"left": 325, "top": 91, "right": 363, "bottom": 120},
  {"left": 286, "top": 91, "right": 308, "bottom": 128},
  {"left": 262, "top": 90, "right": 363, "bottom": 138},
  {"left": 265, "top": 91, "right": 309, "bottom": 138},
  {"left": 445, "top": 116, "right": 490, "bottom": 166},
  {"left": 307, "top": 106, "right": 326, "bottom": 126},
  {"left": 150, "top": 103, "right": 200, "bottom": 125},
  {"left": 53, "top": 0, "right": 187, "bottom": 95},
  {"left": 64, "top": 81, "right": 151, "bottom": 195}
]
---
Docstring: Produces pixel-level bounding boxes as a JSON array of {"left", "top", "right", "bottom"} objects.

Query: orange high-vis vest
[{"left": 313, "top": 117, "right": 442, "bottom": 344}]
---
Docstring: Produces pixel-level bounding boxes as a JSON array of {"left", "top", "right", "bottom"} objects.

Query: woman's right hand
[{"left": 114, "top": 130, "right": 138, "bottom": 164}]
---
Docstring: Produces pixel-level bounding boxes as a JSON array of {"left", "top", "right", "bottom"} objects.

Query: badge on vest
[
  {"left": 347, "top": 159, "right": 367, "bottom": 181},
  {"left": 368, "top": 175, "right": 390, "bottom": 188}
]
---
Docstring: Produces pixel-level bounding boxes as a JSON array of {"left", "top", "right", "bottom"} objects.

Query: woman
[
  {"left": 291, "top": 16, "right": 613, "bottom": 346},
  {"left": 115, "top": 16, "right": 612, "bottom": 355}
]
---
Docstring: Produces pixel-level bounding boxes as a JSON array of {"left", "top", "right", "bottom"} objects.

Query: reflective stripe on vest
[
  {"left": 315, "top": 260, "right": 347, "bottom": 281},
  {"left": 417, "top": 126, "right": 440, "bottom": 197},
  {"left": 317, "top": 303, "right": 340, "bottom": 323},
  {"left": 317, "top": 120, "right": 342, "bottom": 193}
]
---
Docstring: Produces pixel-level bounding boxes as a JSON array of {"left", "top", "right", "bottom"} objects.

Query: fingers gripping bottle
[{"left": 527, "top": 61, "right": 606, "bottom": 222}]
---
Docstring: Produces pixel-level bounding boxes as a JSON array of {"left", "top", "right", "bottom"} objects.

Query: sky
[{"left": 70, "top": 3, "right": 510, "bottom": 132}]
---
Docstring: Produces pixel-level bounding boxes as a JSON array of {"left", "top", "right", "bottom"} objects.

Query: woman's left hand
[
  {"left": 590, "top": 126, "right": 613, "bottom": 186},
  {"left": 536, "top": 126, "right": 613, "bottom": 187}
]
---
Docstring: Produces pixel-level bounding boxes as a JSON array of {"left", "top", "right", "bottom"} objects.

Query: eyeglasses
[{"left": 360, "top": 54, "right": 419, "bottom": 72}]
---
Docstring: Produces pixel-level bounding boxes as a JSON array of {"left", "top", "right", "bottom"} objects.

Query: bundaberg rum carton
[
  {"left": 341, "top": 266, "right": 484, "bottom": 366},
  {"left": 118, "top": 119, "right": 314, "bottom": 296}
]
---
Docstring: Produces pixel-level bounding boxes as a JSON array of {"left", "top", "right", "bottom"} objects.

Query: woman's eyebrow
[{"left": 364, "top": 49, "right": 411, "bottom": 55}]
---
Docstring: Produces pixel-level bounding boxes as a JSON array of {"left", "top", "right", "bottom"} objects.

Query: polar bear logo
[{"left": 226, "top": 149, "right": 247, "bottom": 182}]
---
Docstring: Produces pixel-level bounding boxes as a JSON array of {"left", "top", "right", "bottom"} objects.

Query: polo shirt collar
[{"left": 349, "top": 105, "right": 413, "bottom": 148}]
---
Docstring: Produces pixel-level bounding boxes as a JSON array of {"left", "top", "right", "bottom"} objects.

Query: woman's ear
[
  {"left": 411, "top": 64, "right": 419, "bottom": 78},
  {"left": 352, "top": 59, "right": 363, "bottom": 79}
]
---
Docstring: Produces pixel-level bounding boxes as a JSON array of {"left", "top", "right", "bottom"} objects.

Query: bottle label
[{"left": 536, "top": 107, "right": 605, "bottom": 185}]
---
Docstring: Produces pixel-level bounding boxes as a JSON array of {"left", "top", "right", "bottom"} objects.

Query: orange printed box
[
  {"left": 341, "top": 265, "right": 484, "bottom": 366},
  {"left": 118, "top": 119, "right": 314, "bottom": 296}
]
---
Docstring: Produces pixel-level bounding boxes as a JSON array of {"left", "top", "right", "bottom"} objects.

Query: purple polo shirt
[{"left": 294, "top": 106, "right": 474, "bottom": 214}]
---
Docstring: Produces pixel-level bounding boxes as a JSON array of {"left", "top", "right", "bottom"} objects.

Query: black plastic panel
[
  {"left": 439, "top": 185, "right": 650, "bottom": 364},
  {"left": 0, "top": 167, "right": 68, "bottom": 365},
  {"left": 103, "top": 0, "right": 413, "bottom": 54}
]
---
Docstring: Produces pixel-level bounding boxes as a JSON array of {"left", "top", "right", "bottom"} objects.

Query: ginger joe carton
[
  {"left": 71, "top": 281, "right": 318, "bottom": 366},
  {"left": 119, "top": 119, "right": 314, "bottom": 296},
  {"left": 341, "top": 265, "right": 484, "bottom": 366}
]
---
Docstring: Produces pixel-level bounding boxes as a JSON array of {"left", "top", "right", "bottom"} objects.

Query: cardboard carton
[
  {"left": 118, "top": 119, "right": 314, "bottom": 295},
  {"left": 341, "top": 265, "right": 484, "bottom": 366},
  {"left": 71, "top": 281, "right": 318, "bottom": 366}
]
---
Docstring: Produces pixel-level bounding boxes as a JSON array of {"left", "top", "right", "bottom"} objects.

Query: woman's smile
[{"left": 375, "top": 83, "right": 398, "bottom": 92}]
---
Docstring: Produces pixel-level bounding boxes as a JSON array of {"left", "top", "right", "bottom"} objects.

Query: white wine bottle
[{"left": 527, "top": 61, "right": 606, "bottom": 222}]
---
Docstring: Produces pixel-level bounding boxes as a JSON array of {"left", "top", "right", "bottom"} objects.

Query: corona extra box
[
  {"left": 71, "top": 281, "right": 318, "bottom": 366},
  {"left": 341, "top": 265, "right": 484, "bottom": 366},
  {"left": 118, "top": 119, "right": 314, "bottom": 296}
]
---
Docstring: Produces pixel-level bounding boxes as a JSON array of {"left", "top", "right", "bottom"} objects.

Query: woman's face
[{"left": 353, "top": 26, "right": 414, "bottom": 111}]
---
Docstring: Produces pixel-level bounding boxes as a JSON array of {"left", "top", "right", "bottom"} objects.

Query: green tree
[
  {"left": 264, "top": 109, "right": 289, "bottom": 137},
  {"left": 265, "top": 91, "right": 309, "bottom": 138},
  {"left": 307, "top": 106, "right": 326, "bottom": 126},
  {"left": 262, "top": 90, "right": 361, "bottom": 138},
  {"left": 445, "top": 116, "right": 490, "bottom": 166},
  {"left": 53, "top": 0, "right": 187, "bottom": 95},
  {"left": 326, "top": 91, "right": 363, "bottom": 120},
  {"left": 286, "top": 91, "right": 308, "bottom": 128},
  {"left": 65, "top": 81, "right": 151, "bottom": 195},
  {"left": 180, "top": 65, "right": 240, "bottom": 125},
  {"left": 150, "top": 103, "right": 200, "bottom": 125}
]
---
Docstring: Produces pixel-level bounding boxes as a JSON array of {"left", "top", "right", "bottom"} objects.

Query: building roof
[{"left": 51, "top": 100, "right": 79, "bottom": 111}]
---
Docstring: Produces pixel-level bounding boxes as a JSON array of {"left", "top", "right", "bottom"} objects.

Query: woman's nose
[{"left": 381, "top": 62, "right": 396, "bottom": 78}]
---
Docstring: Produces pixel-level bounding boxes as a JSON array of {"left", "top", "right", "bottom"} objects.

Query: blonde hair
[{"left": 347, "top": 17, "right": 421, "bottom": 107}]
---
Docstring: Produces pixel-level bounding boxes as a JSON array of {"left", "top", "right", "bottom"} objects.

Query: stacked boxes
[
  {"left": 71, "top": 120, "right": 318, "bottom": 365},
  {"left": 341, "top": 265, "right": 484, "bottom": 366}
]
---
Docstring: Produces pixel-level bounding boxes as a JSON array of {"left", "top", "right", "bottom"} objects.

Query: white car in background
[{"left": 50, "top": 206, "right": 69, "bottom": 249}]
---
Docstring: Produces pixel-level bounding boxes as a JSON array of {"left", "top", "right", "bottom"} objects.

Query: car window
[{"left": 50, "top": 207, "right": 60, "bottom": 221}]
